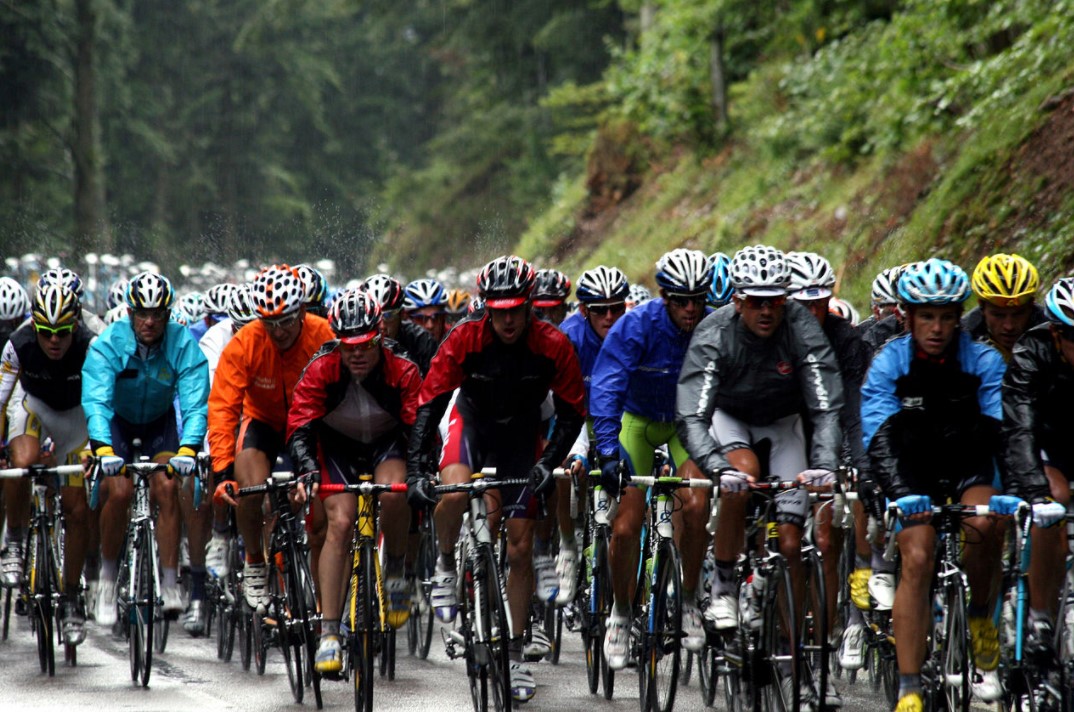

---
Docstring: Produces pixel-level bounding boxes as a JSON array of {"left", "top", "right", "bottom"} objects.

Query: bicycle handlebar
[
  {"left": 0, "top": 464, "right": 85, "bottom": 480},
  {"left": 319, "top": 482, "right": 408, "bottom": 495}
]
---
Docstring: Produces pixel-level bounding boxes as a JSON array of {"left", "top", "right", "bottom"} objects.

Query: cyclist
[
  {"left": 999, "top": 277, "right": 1074, "bottom": 652},
  {"left": 405, "top": 255, "right": 585, "bottom": 703},
  {"left": 532, "top": 269, "right": 572, "bottom": 326},
  {"left": 591, "top": 247, "right": 714, "bottom": 668},
  {"left": 404, "top": 278, "right": 449, "bottom": 343},
  {"left": 207, "top": 264, "right": 334, "bottom": 611},
  {"left": 856, "top": 266, "right": 901, "bottom": 334},
  {"left": 363, "top": 274, "right": 438, "bottom": 375},
  {"left": 287, "top": 290, "right": 422, "bottom": 673},
  {"left": 37, "top": 267, "right": 105, "bottom": 334},
  {"left": 676, "top": 246, "right": 844, "bottom": 689},
  {"left": 707, "top": 252, "right": 733, "bottom": 309},
  {"left": 177, "top": 291, "right": 206, "bottom": 330},
  {"left": 962, "top": 253, "right": 1045, "bottom": 362},
  {"left": 82, "top": 271, "right": 210, "bottom": 626},
  {"left": 860, "top": 264, "right": 913, "bottom": 354},
  {"left": 445, "top": 288, "right": 471, "bottom": 326},
  {"left": 189, "top": 282, "right": 238, "bottom": 343},
  {"left": 0, "top": 283, "right": 94, "bottom": 645},
  {"left": 860, "top": 258, "right": 1008, "bottom": 708},
  {"left": 0, "top": 277, "right": 30, "bottom": 347},
  {"left": 295, "top": 263, "right": 331, "bottom": 317},
  {"left": 554, "top": 265, "right": 630, "bottom": 603}
]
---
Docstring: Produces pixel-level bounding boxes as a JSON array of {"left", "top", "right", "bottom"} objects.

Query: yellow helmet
[
  {"left": 445, "top": 288, "right": 471, "bottom": 315},
  {"left": 971, "top": 253, "right": 1039, "bottom": 306}
]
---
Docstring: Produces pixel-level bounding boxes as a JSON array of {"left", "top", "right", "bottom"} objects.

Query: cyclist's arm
[
  {"left": 1000, "top": 346, "right": 1049, "bottom": 500},
  {"left": 174, "top": 327, "right": 210, "bottom": 448},
  {"left": 675, "top": 316, "right": 727, "bottom": 476},
  {"left": 408, "top": 327, "right": 468, "bottom": 471},
  {"left": 539, "top": 332, "right": 586, "bottom": 469},
  {"left": 0, "top": 340, "right": 21, "bottom": 421},
  {"left": 840, "top": 329, "right": 871, "bottom": 471},
  {"left": 286, "top": 349, "right": 334, "bottom": 476},
  {"left": 861, "top": 339, "right": 910, "bottom": 499},
  {"left": 207, "top": 333, "right": 251, "bottom": 473},
  {"left": 788, "top": 302, "right": 845, "bottom": 471},
  {"left": 589, "top": 314, "right": 643, "bottom": 460},
  {"left": 81, "top": 334, "right": 123, "bottom": 448}
]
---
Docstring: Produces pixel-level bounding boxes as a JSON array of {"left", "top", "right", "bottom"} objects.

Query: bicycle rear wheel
[
  {"left": 801, "top": 547, "right": 829, "bottom": 709},
  {"left": 941, "top": 580, "right": 971, "bottom": 712},
  {"left": 586, "top": 529, "right": 615, "bottom": 698},
  {"left": 239, "top": 602, "right": 253, "bottom": 671},
  {"left": 698, "top": 643, "right": 718, "bottom": 707},
  {"left": 351, "top": 541, "right": 376, "bottom": 712},
  {"left": 762, "top": 561, "right": 800, "bottom": 712},
  {"left": 644, "top": 543, "right": 682, "bottom": 712},
  {"left": 408, "top": 514, "right": 436, "bottom": 659},
  {"left": 30, "top": 527, "right": 56, "bottom": 677}
]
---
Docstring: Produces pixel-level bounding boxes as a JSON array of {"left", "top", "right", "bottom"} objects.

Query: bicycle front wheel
[
  {"left": 941, "top": 579, "right": 971, "bottom": 712},
  {"left": 137, "top": 533, "right": 156, "bottom": 687},
  {"left": 762, "top": 561, "right": 800, "bottom": 712},
  {"left": 474, "top": 545, "right": 512, "bottom": 712},
  {"left": 351, "top": 540, "right": 376, "bottom": 712},
  {"left": 644, "top": 542, "right": 683, "bottom": 712},
  {"left": 408, "top": 514, "right": 436, "bottom": 660},
  {"left": 801, "top": 547, "right": 829, "bottom": 709},
  {"left": 30, "top": 526, "right": 56, "bottom": 677}
]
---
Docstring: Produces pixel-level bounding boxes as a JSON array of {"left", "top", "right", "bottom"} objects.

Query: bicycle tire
[
  {"left": 252, "top": 607, "right": 268, "bottom": 676},
  {"left": 801, "top": 547, "right": 829, "bottom": 710},
  {"left": 411, "top": 515, "right": 436, "bottom": 660},
  {"left": 591, "top": 529, "right": 616, "bottom": 700},
  {"left": 30, "top": 525, "right": 56, "bottom": 677},
  {"left": 215, "top": 589, "right": 231, "bottom": 660},
  {"left": 645, "top": 542, "right": 683, "bottom": 712},
  {"left": 941, "top": 579, "right": 971, "bottom": 712},
  {"left": 698, "top": 643, "right": 718, "bottom": 707},
  {"left": 239, "top": 603, "right": 253, "bottom": 671},
  {"left": 351, "top": 540, "right": 376, "bottom": 712},
  {"left": 154, "top": 611, "right": 169, "bottom": 654},
  {"left": 2, "top": 587, "right": 12, "bottom": 641},
  {"left": 138, "top": 533, "right": 156, "bottom": 687},
  {"left": 292, "top": 544, "right": 322, "bottom": 708},
  {"left": 762, "top": 560, "right": 800, "bottom": 712},
  {"left": 475, "top": 545, "right": 512, "bottom": 712}
]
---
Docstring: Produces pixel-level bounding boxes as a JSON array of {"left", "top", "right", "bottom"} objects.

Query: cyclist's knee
[
  {"left": 898, "top": 541, "right": 932, "bottom": 580},
  {"left": 778, "top": 530, "right": 803, "bottom": 563}
]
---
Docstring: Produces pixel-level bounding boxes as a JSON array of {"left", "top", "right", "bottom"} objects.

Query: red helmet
[
  {"left": 329, "top": 289, "right": 382, "bottom": 345},
  {"left": 531, "top": 269, "right": 572, "bottom": 308},
  {"left": 476, "top": 255, "right": 536, "bottom": 309}
]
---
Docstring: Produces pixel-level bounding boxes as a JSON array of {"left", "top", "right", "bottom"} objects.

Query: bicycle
[
  {"left": 580, "top": 470, "right": 617, "bottom": 700},
  {"left": 208, "top": 505, "right": 244, "bottom": 663},
  {"left": 0, "top": 462, "right": 85, "bottom": 675},
  {"left": 229, "top": 471, "right": 322, "bottom": 708},
  {"left": 406, "top": 501, "right": 437, "bottom": 660}
]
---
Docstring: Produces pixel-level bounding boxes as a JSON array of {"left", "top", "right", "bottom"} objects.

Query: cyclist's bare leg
[
  {"left": 555, "top": 475, "right": 574, "bottom": 541},
  {"left": 3, "top": 434, "right": 38, "bottom": 538},
  {"left": 813, "top": 501, "right": 842, "bottom": 627},
  {"left": 676, "top": 459, "right": 708, "bottom": 597},
  {"left": 893, "top": 522, "right": 936, "bottom": 675},
  {"left": 1028, "top": 466, "right": 1070, "bottom": 617},
  {"left": 308, "top": 492, "right": 326, "bottom": 591},
  {"left": 179, "top": 475, "right": 211, "bottom": 572},
  {"left": 61, "top": 484, "right": 89, "bottom": 591},
  {"left": 609, "top": 485, "right": 645, "bottom": 613},
  {"left": 433, "top": 463, "right": 472, "bottom": 560},
  {"left": 320, "top": 492, "right": 358, "bottom": 624},
  {"left": 374, "top": 458, "right": 407, "bottom": 562},
  {"left": 150, "top": 453, "right": 180, "bottom": 571},
  {"left": 506, "top": 517, "right": 536, "bottom": 636},
  {"left": 235, "top": 447, "right": 272, "bottom": 562},
  {"left": 960, "top": 484, "right": 1002, "bottom": 614},
  {"left": 99, "top": 473, "right": 134, "bottom": 569},
  {"left": 712, "top": 448, "right": 759, "bottom": 563},
  {"left": 853, "top": 500, "right": 873, "bottom": 555}
]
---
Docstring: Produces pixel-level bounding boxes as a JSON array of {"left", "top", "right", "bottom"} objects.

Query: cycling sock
[
  {"left": 100, "top": 559, "right": 118, "bottom": 582},
  {"left": 854, "top": 554, "right": 870, "bottom": 570},
  {"left": 712, "top": 559, "right": 736, "bottom": 597},
  {"left": 439, "top": 551, "right": 454, "bottom": 571},
  {"left": 162, "top": 567, "right": 178, "bottom": 590},
  {"left": 84, "top": 552, "right": 100, "bottom": 580},
  {"left": 212, "top": 519, "right": 229, "bottom": 535},
  {"left": 385, "top": 555, "right": 405, "bottom": 578},
  {"left": 683, "top": 588, "right": 696, "bottom": 606},
  {"left": 509, "top": 636, "right": 524, "bottom": 661},
  {"left": 189, "top": 566, "right": 206, "bottom": 600},
  {"left": 4, "top": 528, "right": 25, "bottom": 548},
  {"left": 847, "top": 602, "right": 865, "bottom": 627},
  {"left": 246, "top": 552, "right": 266, "bottom": 565},
  {"left": 322, "top": 620, "right": 340, "bottom": 637},
  {"left": 898, "top": 674, "right": 922, "bottom": 698}
]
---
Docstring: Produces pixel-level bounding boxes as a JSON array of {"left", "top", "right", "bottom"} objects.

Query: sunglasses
[
  {"left": 34, "top": 322, "right": 76, "bottom": 337},
  {"left": 341, "top": 335, "right": 382, "bottom": 352},
  {"left": 588, "top": 303, "right": 626, "bottom": 316},
  {"left": 381, "top": 308, "right": 401, "bottom": 320},
  {"left": 131, "top": 308, "right": 169, "bottom": 322},
  {"left": 410, "top": 312, "right": 446, "bottom": 324},
  {"left": 738, "top": 295, "right": 787, "bottom": 309},
  {"left": 262, "top": 312, "right": 302, "bottom": 331},
  {"left": 666, "top": 294, "right": 706, "bottom": 308}
]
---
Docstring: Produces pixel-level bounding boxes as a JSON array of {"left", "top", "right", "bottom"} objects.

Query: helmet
[
  {"left": 730, "top": 245, "right": 790, "bottom": 297},
  {"left": 32, "top": 282, "right": 80, "bottom": 328},
  {"left": 125, "top": 272, "right": 175, "bottom": 310},
  {"left": 971, "top": 253, "right": 1040, "bottom": 307},
  {"left": 576, "top": 266, "right": 629, "bottom": 304},
  {"left": 403, "top": 279, "right": 447, "bottom": 311},
  {"left": 1044, "top": 278, "right": 1074, "bottom": 327},
  {"left": 226, "top": 284, "right": 258, "bottom": 327},
  {"left": 251, "top": 264, "right": 304, "bottom": 318},
  {"left": 103, "top": 304, "right": 127, "bottom": 325},
  {"left": 178, "top": 292, "right": 205, "bottom": 322},
  {"left": 445, "top": 288, "right": 471, "bottom": 315},
  {"left": 295, "top": 264, "right": 330, "bottom": 306},
  {"left": 787, "top": 251, "right": 836, "bottom": 300},
  {"left": 107, "top": 279, "right": 129, "bottom": 310},
  {"left": 654, "top": 249, "right": 713, "bottom": 295},
  {"left": 897, "top": 258, "right": 970, "bottom": 306},
  {"left": 468, "top": 296, "right": 486, "bottom": 316},
  {"left": 532, "top": 269, "right": 572, "bottom": 307},
  {"left": 627, "top": 284, "right": 652, "bottom": 308},
  {"left": 870, "top": 267, "right": 902, "bottom": 306},
  {"left": 329, "top": 289, "right": 382, "bottom": 344},
  {"left": 0, "top": 277, "right": 30, "bottom": 321},
  {"left": 38, "top": 267, "right": 83, "bottom": 298},
  {"left": 476, "top": 255, "right": 536, "bottom": 309},
  {"left": 828, "top": 297, "right": 861, "bottom": 325},
  {"left": 203, "top": 283, "right": 239, "bottom": 316},
  {"left": 362, "top": 274, "right": 405, "bottom": 311},
  {"left": 707, "top": 253, "right": 733, "bottom": 307}
]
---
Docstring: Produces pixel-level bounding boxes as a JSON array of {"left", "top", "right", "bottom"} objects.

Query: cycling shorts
[
  {"left": 5, "top": 388, "right": 89, "bottom": 483},
  {"left": 318, "top": 428, "right": 406, "bottom": 492},
  {"left": 888, "top": 467, "right": 999, "bottom": 532},
  {"left": 617, "top": 412, "right": 690, "bottom": 480},
  {"left": 238, "top": 416, "right": 285, "bottom": 463},
  {"left": 110, "top": 407, "right": 179, "bottom": 462},
  {"left": 440, "top": 402, "right": 541, "bottom": 520},
  {"left": 710, "top": 410, "right": 809, "bottom": 527}
]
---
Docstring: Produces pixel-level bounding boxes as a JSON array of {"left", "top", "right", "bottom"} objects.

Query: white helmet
[
  {"left": 870, "top": 266, "right": 902, "bottom": 306},
  {"left": 787, "top": 251, "right": 836, "bottom": 300},
  {"left": 730, "top": 245, "right": 790, "bottom": 297},
  {"left": 655, "top": 249, "right": 713, "bottom": 295},
  {"left": 227, "top": 284, "right": 258, "bottom": 327},
  {"left": 107, "top": 279, "right": 129, "bottom": 310},
  {"left": 627, "top": 284, "right": 652, "bottom": 308},
  {"left": 203, "top": 283, "right": 239, "bottom": 316},
  {"left": 178, "top": 292, "right": 205, "bottom": 322},
  {"left": 576, "top": 266, "right": 629, "bottom": 304},
  {"left": 32, "top": 282, "right": 80, "bottom": 327},
  {"left": 828, "top": 297, "right": 861, "bottom": 325},
  {"left": 103, "top": 304, "right": 128, "bottom": 325},
  {"left": 125, "top": 271, "right": 175, "bottom": 310},
  {"left": 0, "top": 277, "right": 30, "bottom": 321}
]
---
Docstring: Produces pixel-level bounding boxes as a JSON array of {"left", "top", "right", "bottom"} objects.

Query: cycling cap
[
  {"left": 103, "top": 304, "right": 127, "bottom": 325},
  {"left": 0, "top": 277, "right": 30, "bottom": 321},
  {"left": 655, "top": 248, "right": 713, "bottom": 296},
  {"left": 870, "top": 266, "right": 902, "bottom": 307},
  {"left": 38, "top": 267, "right": 84, "bottom": 298},
  {"left": 32, "top": 282, "right": 80, "bottom": 328},
  {"left": 362, "top": 274, "right": 405, "bottom": 311},
  {"left": 329, "top": 289, "right": 382, "bottom": 345},
  {"left": 477, "top": 255, "right": 536, "bottom": 309},
  {"left": 971, "top": 253, "right": 1039, "bottom": 307},
  {"left": 532, "top": 269, "right": 572, "bottom": 307},
  {"left": 403, "top": 278, "right": 447, "bottom": 312},
  {"left": 178, "top": 292, "right": 206, "bottom": 322},
  {"left": 828, "top": 297, "right": 860, "bottom": 325},
  {"left": 295, "top": 264, "right": 330, "bottom": 306},
  {"left": 730, "top": 245, "right": 790, "bottom": 297},
  {"left": 576, "top": 266, "right": 629, "bottom": 304},
  {"left": 445, "top": 288, "right": 471, "bottom": 315},
  {"left": 627, "top": 284, "right": 652, "bottom": 307},
  {"left": 707, "top": 253, "right": 734, "bottom": 307},
  {"left": 226, "top": 284, "right": 258, "bottom": 327},
  {"left": 897, "top": 258, "right": 970, "bottom": 306},
  {"left": 1044, "top": 278, "right": 1074, "bottom": 327},
  {"left": 126, "top": 272, "right": 175, "bottom": 310},
  {"left": 107, "top": 279, "right": 129, "bottom": 310},
  {"left": 203, "top": 283, "right": 239, "bottom": 316},
  {"left": 251, "top": 264, "right": 304, "bottom": 318},
  {"left": 787, "top": 251, "right": 836, "bottom": 300}
]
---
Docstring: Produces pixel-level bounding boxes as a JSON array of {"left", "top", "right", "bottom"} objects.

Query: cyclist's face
[
  {"left": 582, "top": 301, "right": 626, "bottom": 340},
  {"left": 409, "top": 307, "right": 446, "bottom": 341},
  {"left": 340, "top": 338, "right": 382, "bottom": 379},
  {"left": 1055, "top": 324, "right": 1074, "bottom": 366},
  {"left": 129, "top": 307, "right": 169, "bottom": 346},
  {"left": 662, "top": 292, "right": 706, "bottom": 332},
  {"left": 35, "top": 325, "right": 75, "bottom": 360},
  {"left": 261, "top": 309, "right": 304, "bottom": 351},
  {"left": 734, "top": 295, "right": 785, "bottom": 338},
  {"left": 533, "top": 303, "right": 568, "bottom": 326},
  {"left": 489, "top": 304, "right": 528, "bottom": 344},
  {"left": 796, "top": 297, "right": 830, "bottom": 326},
  {"left": 981, "top": 300, "right": 1034, "bottom": 352},
  {"left": 380, "top": 308, "right": 401, "bottom": 339},
  {"left": 909, "top": 305, "right": 961, "bottom": 356}
]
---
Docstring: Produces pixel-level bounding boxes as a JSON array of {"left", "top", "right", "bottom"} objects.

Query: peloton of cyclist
[
  {"left": 962, "top": 253, "right": 1046, "bottom": 362},
  {"left": 531, "top": 269, "right": 572, "bottom": 326},
  {"left": 404, "top": 278, "right": 450, "bottom": 343},
  {"left": 363, "top": 274, "right": 438, "bottom": 376}
]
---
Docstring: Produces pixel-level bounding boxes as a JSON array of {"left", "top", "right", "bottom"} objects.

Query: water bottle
[{"left": 749, "top": 571, "right": 766, "bottom": 629}]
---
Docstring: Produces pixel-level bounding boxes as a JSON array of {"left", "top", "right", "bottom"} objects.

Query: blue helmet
[
  {"left": 707, "top": 253, "right": 733, "bottom": 307},
  {"left": 1044, "top": 278, "right": 1074, "bottom": 327},
  {"left": 403, "top": 278, "right": 447, "bottom": 311},
  {"left": 897, "top": 259, "right": 970, "bottom": 306}
]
